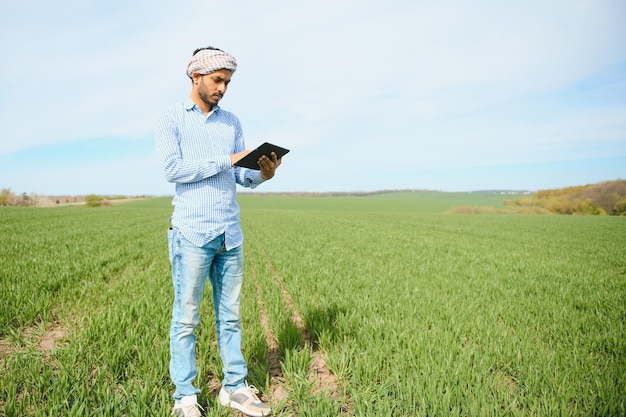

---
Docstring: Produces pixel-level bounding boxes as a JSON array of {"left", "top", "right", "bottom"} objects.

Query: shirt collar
[{"left": 184, "top": 97, "right": 220, "bottom": 115}]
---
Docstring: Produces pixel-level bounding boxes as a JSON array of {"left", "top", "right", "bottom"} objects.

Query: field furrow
[{"left": 1, "top": 194, "right": 625, "bottom": 416}]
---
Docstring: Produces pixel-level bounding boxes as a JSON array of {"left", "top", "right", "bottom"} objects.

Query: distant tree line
[
  {"left": 0, "top": 188, "right": 57, "bottom": 207},
  {"left": 504, "top": 179, "right": 626, "bottom": 215},
  {"left": 0, "top": 188, "right": 143, "bottom": 207},
  {"left": 3, "top": 181, "right": 625, "bottom": 214},
  {"left": 242, "top": 189, "right": 435, "bottom": 197}
]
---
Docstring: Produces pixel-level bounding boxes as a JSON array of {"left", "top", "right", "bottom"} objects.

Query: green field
[{"left": 1, "top": 193, "right": 625, "bottom": 416}]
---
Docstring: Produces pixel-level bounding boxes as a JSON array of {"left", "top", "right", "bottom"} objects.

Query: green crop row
[
  {"left": 241, "top": 196, "right": 626, "bottom": 416},
  {"left": 1, "top": 194, "right": 625, "bottom": 416}
]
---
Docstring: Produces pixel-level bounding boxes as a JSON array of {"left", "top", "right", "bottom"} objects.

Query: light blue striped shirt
[{"left": 155, "top": 98, "right": 264, "bottom": 249}]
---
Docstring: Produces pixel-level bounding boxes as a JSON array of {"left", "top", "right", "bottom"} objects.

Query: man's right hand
[{"left": 230, "top": 150, "right": 251, "bottom": 166}]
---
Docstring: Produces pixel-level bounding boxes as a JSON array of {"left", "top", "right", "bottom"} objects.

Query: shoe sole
[{"left": 222, "top": 400, "right": 270, "bottom": 417}]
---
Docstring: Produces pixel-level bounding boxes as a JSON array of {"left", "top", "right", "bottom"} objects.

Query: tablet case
[{"left": 234, "top": 142, "right": 290, "bottom": 170}]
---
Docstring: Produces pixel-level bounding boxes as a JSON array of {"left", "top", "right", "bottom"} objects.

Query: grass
[{"left": 1, "top": 193, "right": 625, "bottom": 416}]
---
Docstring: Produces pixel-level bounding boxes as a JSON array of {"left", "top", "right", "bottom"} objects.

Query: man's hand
[
  {"left": 230, "top": 150, "right": 251, "bottom": 166},
  {"left": 258, "top": 152, "right": 282, "bottom": 180}
]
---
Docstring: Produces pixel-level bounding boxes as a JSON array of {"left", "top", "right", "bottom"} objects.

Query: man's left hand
[{"left": 259, "top": 152, "right": 281, "bottom": 180}]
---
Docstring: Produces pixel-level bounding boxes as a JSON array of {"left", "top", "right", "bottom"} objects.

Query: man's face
[{"left": 196, "top": 69, "right": 232, "bottom": 109}]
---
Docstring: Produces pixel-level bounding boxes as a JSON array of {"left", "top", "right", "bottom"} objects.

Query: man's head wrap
[{"left": 186, "top": 47, "right": 237, "bottom": 79}]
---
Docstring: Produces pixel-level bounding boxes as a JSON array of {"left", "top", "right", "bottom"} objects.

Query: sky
[{"left": 1, "top": 0, "right": 625, "bottom": 196}]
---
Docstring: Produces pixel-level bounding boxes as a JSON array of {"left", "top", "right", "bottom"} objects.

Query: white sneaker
[
  {"left": 219, "top": 382, "right": 271, "bottom": 416},
  {"left": 172, "top": 395, "right": 203, "bottom": 417}
]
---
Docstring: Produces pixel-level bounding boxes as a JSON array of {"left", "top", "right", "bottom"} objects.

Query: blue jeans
[{"left": 168, "top": 227, "right": 247, "bottom": 400}]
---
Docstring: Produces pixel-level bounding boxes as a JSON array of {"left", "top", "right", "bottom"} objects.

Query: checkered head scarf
[{"left": 186, "top": 47, "right": 237, "bottom": 79}]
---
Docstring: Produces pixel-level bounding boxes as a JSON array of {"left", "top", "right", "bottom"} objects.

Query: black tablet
[{"left": 234, "top": 142, "right": 290, "bottom": 170}]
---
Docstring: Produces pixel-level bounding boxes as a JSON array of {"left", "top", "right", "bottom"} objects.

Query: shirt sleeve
[
  {"left": 235, "top": 166, "right": 265, "bottom": 189},
  {"left": 155, "top": 109, "right": 232, "bottom": 184}
]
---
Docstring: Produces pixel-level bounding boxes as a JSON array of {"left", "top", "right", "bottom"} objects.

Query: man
[{"left": 155, "top": 46, "right": 279, "bottom": 417}]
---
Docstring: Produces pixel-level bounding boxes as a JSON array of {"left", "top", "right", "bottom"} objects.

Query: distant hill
[{"left": 470, "top": 190, "right": 533, "bottom": 195}]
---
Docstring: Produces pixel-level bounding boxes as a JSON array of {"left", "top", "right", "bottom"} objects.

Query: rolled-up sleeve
[{"left": 235, "top": 166, "right": 265, "bottom": 189}]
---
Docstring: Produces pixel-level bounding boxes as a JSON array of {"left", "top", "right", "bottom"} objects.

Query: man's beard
[{"left": 199, "top": 90, "right": 222, "bottom": 109}]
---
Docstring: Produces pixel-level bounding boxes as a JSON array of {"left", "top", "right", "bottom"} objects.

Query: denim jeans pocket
[{"left": 167, "top": 227, "right": 174, "bottom": 265}]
